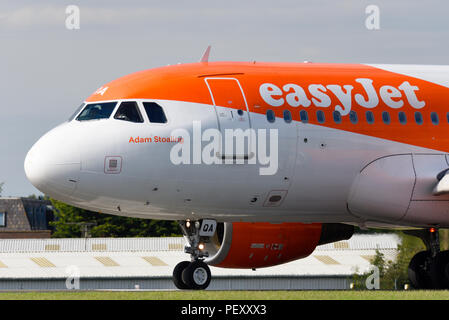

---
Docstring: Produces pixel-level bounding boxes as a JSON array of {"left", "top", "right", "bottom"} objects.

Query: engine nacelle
[{"left": 204, "top": 222, "right": 354, "bottom": 268}]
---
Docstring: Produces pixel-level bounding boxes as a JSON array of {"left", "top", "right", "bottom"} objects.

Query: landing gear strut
[
  {"left": 406, "top": 228, "right": 449, "bottom": 289},
  {"left": 172, "top": 220, "right": 214, "bottom": 290}
]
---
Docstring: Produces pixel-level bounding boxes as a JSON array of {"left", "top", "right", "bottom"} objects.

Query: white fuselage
[{"left": 25, "top": 98, "right": 449, "bottom": 229}]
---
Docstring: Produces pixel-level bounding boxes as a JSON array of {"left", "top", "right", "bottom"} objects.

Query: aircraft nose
[{"left": 24, "top": 124, "right": 80, "bottom": 198}]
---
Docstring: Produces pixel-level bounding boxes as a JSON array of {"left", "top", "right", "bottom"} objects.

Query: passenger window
[
  {"left": 349, "top": 110, "right": 358, "bottom": 124},
  {"left": 398, "top": 111, "right": 407, "bottom": 125},
  {"left": 143, "top": 102, "right": 167, "bottom": 123},
  {"left": 447, "top": 112, "right": 449, "bottom": 124},
  {"left": 317, "top": 110, "right": 325, "bottom": 123},
  {"left": 382, "top": 111, "right": 390, "bottom": 124},
  {"left": 431, "top": 112, "right": 439, "bottom": 125},
  {"left": 415, "top": 112, "right": 423, "bottom": 125},
  {"left": 366, "top": 111, "right": 374, "bottom": 124},
  {"left": 283, "top": 110, "right": 292, "bottom": 123},
  {"left": 333, "top": 110, "right": 341, "bottom": 124},
  {"left": 299, "top": 110, "right": 309, "bottom": 123},
  {"left": 266, "top": 110, "right": 275, "bottom": 123},
  {"left": 267, "top": 109, "right": 276, "bottom": 123},
  {"left": 76, "top": 102, "right": 117, "bottom": 121},
  {"left": 114, "top": 101, "right": 143, "bottom": 123}
]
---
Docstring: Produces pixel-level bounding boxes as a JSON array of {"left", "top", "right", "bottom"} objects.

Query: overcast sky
[{"left": 1, "top": 0, "right": 449, "bottom": 197}]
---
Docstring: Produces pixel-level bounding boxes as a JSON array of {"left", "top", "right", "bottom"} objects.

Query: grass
[{"left": 0, "top": 290, "right": 448, "bottom": 300}]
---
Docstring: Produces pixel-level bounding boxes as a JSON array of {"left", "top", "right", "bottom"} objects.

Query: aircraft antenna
[{"left": 200, "top": 45, "right": 212, "bottom": 63}]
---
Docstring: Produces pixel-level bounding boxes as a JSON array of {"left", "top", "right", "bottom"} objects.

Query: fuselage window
[
  {"left": 300, "top": 110, "right": 309, "bottom": 123},
  {"left": 366, "top": 111, "right": 374, "bottom": 124},
  {"left": 283, "top": 110, "right": 292, "bottom": 123},
  {"left": 446, "top": 112, "right": 449, "bottom": 124},
  {"left": 382, "top": 111, "right": 390, "bottom": 124},
  {"left": 68, "top": 103, "right": 85, "bottom": 121},
  {"left": 333, "top": 110, "right": 341, "bottom": 124},
  {"left": 415, "top": 111, "right": 423, "bottom": 125},
  {"left": 349, "top": 110, "right": 358, "bottom": 124},
  {"left": 266, "top": 110, "right": 275, "bottom": 123},
  {"left": 317, "top": 110, "right": 325, "bottom": 123},
  {"left": 143, "top": 102, "right": 168, "bottom": 124},
  {"left": 431, "top": 112, "right": 439, "bottom": 125},
  {"left": 398, "top": 111, "right": 407, "bottom": 125},
  {"left": 114, "top": 101, "right": 144, "bottom": 123},
  {"left": 76, "top": 102, "right": 117, "bottom": 121}
]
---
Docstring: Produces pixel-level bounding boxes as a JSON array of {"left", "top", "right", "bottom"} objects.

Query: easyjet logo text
[{"left": 259, "top": 78, "right": 425, "bottom": 116}]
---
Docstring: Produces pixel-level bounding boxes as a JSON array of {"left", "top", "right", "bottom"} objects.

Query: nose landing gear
[
  {"left": 173, "top": 259, "right": 212, "bottom": 290},
  {"left": 179, "top": 260, "right": 212, "bottom": 290},
  {"left": 172, "top": 220, "right": 215, "bottom": 290},
  {"left": 406, "top": 228, "right": 449, "bottom": 289}
]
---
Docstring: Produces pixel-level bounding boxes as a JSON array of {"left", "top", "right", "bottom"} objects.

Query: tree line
[
  {"left": 50, "top": 199, "right": 181, "bottom": 238},
  {"left": 352, "top": 230, "right": 449, "bottom": 290}
]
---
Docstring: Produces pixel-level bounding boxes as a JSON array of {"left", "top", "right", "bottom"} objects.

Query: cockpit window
[
  {"left": 114, "top": 101, "right": 144, "bottom": 123},
  {"left": 143, "top": 102, "right": 167, "bottom": 123},
  {"left": 68, "top": 103, "right": 85, "bottom": 121},
  {"left": 76, "top": 102, "right": 117, "bottom": 121}
]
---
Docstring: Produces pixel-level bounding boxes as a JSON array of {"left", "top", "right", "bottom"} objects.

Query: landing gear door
[
  {"left": 205, "top": 78, "right": 253, "bottom": 160},
  {"left": 199, "top": 219, "right": 217, "bottom": 237}
]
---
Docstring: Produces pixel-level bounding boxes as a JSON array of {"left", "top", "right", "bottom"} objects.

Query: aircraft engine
[{"left": 203, "top": 222, "right": 354, "bottom": 268}]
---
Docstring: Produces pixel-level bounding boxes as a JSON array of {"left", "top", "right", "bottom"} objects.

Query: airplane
[{"left": 24, "top": 47, "right": 449, "bottom": 290}]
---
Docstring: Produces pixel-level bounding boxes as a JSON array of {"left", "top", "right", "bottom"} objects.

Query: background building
[
  {"left": 0, "top": 198, "right": 54, "bottom": 239},
  {"left": 0, "top": 234, "right": 400, "bottom": 290}
]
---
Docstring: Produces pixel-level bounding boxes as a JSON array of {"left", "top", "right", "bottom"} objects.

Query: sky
[{"left": 1, "top": 0, "right": 449, "bottom": 197}]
